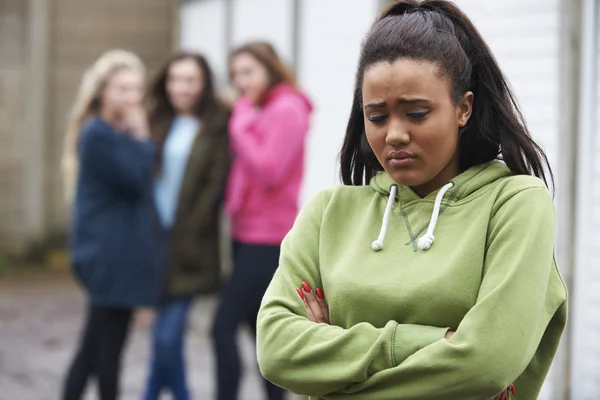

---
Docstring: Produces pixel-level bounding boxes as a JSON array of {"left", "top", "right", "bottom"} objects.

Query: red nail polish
[
  {"left": 316, "top": 288, "right": 324, "bottom": 299},
  {"left": 296, "top": 288, "right": 305, "bottom": 300},
  {"left": 302, "top": 281, "right": 311, "bottom": 293},
  {"left": 510, "top": 385, "right": 516, "bottom": 394}
]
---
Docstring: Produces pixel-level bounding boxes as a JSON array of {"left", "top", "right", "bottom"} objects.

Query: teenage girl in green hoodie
[{"left": 256, "top": 1, "right": 567, "bottom": 400}]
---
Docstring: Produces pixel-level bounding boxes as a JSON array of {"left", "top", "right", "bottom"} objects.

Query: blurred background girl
[
  {"left": 143, "top": 52, "right": 231, "bottom": 400},
  {"left": 211, "top": 41, "right": 313, "bottom": 400},
  {"left": 61, "top": 50, "right": 158, "bottom": 400}
]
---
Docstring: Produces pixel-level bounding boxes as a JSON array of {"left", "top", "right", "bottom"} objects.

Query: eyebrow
[{"left": 364, "top": 98, "right": 432, "bottom": 110}]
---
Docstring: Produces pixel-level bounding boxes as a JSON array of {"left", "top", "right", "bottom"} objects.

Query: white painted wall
[
  {"left": 453, "top": 2, "right": 563, "bottom": 398},
  {"left": 180, "top": 0, "right": 228, "bottom": 85},
  {"left": 571, "top": 1, "right": 600, "bottom": 398},
  {"left": 298, "top": 0, "right": 379, "bottom": 202},
  {"left": 231, "top": 0, "right": 294, "bottom": 63},
  {"left": 454, "top": 0, "right": 561, "bottom": 176}
]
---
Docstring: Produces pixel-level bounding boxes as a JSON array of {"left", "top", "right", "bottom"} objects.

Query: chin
[
  {"left": 387, "top": 168, "right": 427, "bottom": 187},
  {"left": 173, "top": 103, "right": 191, "bottom": 112}
]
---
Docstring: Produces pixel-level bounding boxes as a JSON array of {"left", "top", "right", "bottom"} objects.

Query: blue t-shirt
[{"left": 154, "top": 116, "right": 199, "bottom": 228}]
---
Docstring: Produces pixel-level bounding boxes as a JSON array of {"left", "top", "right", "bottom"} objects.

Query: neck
[{"left": 410, "top": 157, "right": 460, "bottom": 198}]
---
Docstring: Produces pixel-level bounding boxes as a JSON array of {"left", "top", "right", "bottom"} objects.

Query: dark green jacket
[{"left": 164, "top": 108, "right": 230, "bottom": 297}]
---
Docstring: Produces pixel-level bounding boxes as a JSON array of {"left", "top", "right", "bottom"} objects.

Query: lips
[
  {"left": 388, "top": 151, "right": 416, "bottom": 167},
  {"left": 389, "top": 150, "right": 416, "bottom": 160}
]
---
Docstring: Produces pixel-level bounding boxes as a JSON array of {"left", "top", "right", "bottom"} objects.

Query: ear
[{"left": 457, "top": 91, "right": 474, "bottom": 128}]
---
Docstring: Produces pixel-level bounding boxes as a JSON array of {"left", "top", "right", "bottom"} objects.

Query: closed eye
[
  {"left": 407, "top": 111, "right": 430, "bottom": 120},
  {"left": 367, "top": 115, "right": 388, "bottom": 124}
]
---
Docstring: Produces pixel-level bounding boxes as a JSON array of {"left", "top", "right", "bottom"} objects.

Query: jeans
[{"left": 142, "top": 297, "right": 193, "bottom": 400}]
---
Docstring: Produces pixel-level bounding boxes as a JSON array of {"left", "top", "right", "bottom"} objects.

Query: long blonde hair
[{"left": 61, "top": 50, "right": 145, "bottom": 204}]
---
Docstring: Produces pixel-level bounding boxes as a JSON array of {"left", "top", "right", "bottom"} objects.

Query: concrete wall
[
  {"left": 0, "top": 0, "right": 31, "bottom": 253},
  {"left": 0, "top": 0, "right": 176, "bottom": 257},
  {"left": 45, "top": 0, "right": 176, "bottom": 239}
]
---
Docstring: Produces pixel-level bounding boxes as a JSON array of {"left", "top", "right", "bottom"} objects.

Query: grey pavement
[{"left": 0, "top": 274, "right": 304, "bottom": 400}]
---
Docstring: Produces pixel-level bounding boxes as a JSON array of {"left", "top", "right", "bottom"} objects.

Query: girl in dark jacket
[
  {"left": 142, "top": 52, "right": 230, "bottom": 400},
  {"left": 61, "top": 50, "right": 160, "bottom": 400}
]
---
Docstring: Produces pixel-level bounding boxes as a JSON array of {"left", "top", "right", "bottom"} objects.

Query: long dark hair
[
  {"left": 147, "top": 52, "right": 224, "bottom": 169},
  {"left": 229, "top": 41, "right": 296, "bottom": 104},
  {"left": 340, "top": 0, "right": 553, "bottom": 188}
]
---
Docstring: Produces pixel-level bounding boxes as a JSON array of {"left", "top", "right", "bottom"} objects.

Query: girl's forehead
[{"left": 362, "top": 60, "right": 450, "bottom": 100}]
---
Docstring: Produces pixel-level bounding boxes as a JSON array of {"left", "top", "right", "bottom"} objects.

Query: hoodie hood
[
  {"left": 371, "top": 161, "right": 513, "bottom": 203},
  {"left": 369, "top": 162, "right": 514, "bottom": 251},
  {"left": 263, "top": 83, "right": 314, "bottom": 113}
]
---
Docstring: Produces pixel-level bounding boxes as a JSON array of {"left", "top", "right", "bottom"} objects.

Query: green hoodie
[{"left": 257, "top": 162, "right": 567, "bottom": 400}]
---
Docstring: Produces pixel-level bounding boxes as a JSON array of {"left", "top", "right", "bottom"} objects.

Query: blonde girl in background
[{"left": 61, "top": 50, "right": 160, "bottom": 400}]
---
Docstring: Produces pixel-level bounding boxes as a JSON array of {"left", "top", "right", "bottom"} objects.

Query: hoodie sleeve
[
  {"left": 229, "top": 98, "right": 308, "bottom": 188},
  {"left": 80, "top": 122, "right": 154, "bottom": 199},
  {"left": 257, "top": 190, "right": 450, "bottom": 398},
  {"left": 322, "top": 187, "right": 567, "bottom": 400}
]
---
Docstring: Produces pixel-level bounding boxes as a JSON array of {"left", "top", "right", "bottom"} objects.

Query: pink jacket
[{"left": 225, "top": 84, "right": 313, "bottom": 245}]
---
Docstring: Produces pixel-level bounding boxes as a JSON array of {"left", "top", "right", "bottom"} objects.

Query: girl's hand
[
  {"left": 296, "top": 281, "right": 329, "bottom": 324},
  {"left": 123, "top": 105, "right": 149, "bottom": 140},
  {"left": 494, "top": 385, "right": 516, "bottom": 400}
]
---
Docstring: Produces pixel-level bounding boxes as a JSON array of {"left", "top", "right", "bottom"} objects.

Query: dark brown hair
[
  {"left": 147, "top": 51, "right": 224, "bottom": 169},
  {"left": 229, "top": 41, "right": 295, "bottom": 103},
  {"left": 340, "top": 0, "right": 553, "bottom": 188}
]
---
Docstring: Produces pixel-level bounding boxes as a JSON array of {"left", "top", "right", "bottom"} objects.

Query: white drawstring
[
  {"left": 417, "top": 182, "right": 454, "bottom": 250},
  {"left": 371, "top": 185, "right": 398, "bottom": 251}
]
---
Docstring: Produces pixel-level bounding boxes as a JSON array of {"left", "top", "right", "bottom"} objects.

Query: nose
[{"left": 385, "top": 117, "right": 410, "bottom": 146}]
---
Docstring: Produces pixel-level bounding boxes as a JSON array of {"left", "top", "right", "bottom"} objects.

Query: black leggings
[
  {"left": 212, "top": 241, "right": 286, "bottom": 400},
  {"left": 62, "top": 305, "right": 132, "bottom": 400}
]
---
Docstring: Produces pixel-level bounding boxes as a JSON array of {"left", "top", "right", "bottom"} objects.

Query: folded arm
[
  {"left": 257, "top": 191, "right": 449, "bottom": 398},
  {"left": 323, "top": 188, "right": 566, "bottom": 400}
]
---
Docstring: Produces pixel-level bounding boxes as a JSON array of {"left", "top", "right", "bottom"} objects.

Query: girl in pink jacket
[{"left": 212, "top": 41, "right": 312, "bottom": 400}]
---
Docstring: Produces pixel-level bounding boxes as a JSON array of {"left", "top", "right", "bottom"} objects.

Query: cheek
[
  {"left": 417, "top": 116, "right": 459, "bottom": 160},
  {"left": 234, "top": 74, "right": 248, "bottom": 90},
  {"left": 365, "top": 127, "right": 383, "bottom": 151},
  {"left": 131, "top": 90, "right": 143, "bottom": 104},
  {"left": 253, "top": 70, "right": 271, "bottom": 92},
  {"left": 168, "top": 82, "right": 188, "bottom": 99},
  {"left": 365, "top": 125, "right": 388, "bottom": 161},
  {"left": 103, "top": 89, "right": 122, "bottom": 108},
  {"left": 190, "top": 82, "right": 204, "bottom": 99},
  {"left": 166, "top": 82, "right": 178, "bottom": 99}
]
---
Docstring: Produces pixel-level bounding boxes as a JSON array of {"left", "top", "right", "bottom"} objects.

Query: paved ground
[{"left": 0, "top": 273, "right": 302, "bottom": 400}]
